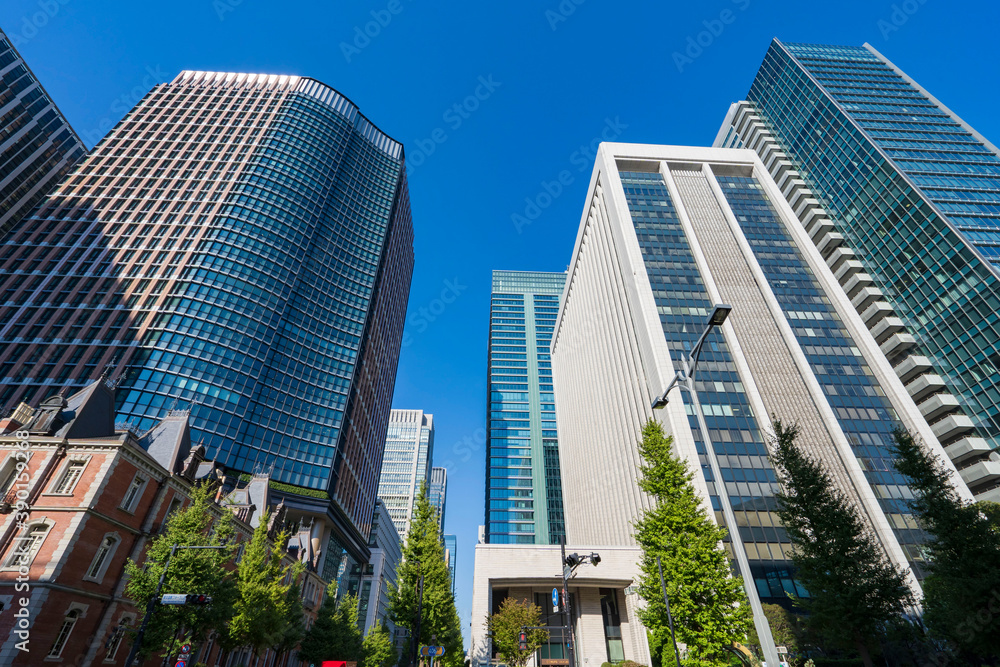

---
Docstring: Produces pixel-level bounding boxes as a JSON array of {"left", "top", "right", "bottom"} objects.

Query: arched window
[
  {"left": 3, "top": 522, "right": 50, "bottom": 569},
  {"left": 86, "top": 534, "right": 119, "bottom": 581},
  {"left": 48, "top": 609, "right": 81, "bottom": 657}
]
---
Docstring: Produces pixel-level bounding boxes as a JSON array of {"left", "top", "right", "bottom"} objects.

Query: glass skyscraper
[
  {"left": 0, "top": 27, "right": 86, "bottom": 238},
  {"left": 444, "top": 533, "right": 457, "bottom": 594},
  {"left": 486, "top": 270, "right": 567, "bottom": 545},
  {"left": 429, "top": 465, "right": 447, "bottom": 527},
  {"left": 377, "top": 409, "right": 434, "bottom": 540},
  {"left": 717, "top": 40, "right": 1000, "bottom": 498},
  {"left": 0, "top": 70, "right": 414, "bottom": 558}
]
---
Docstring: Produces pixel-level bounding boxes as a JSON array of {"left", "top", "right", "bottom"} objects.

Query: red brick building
[{"left": 0, "top": 381, "right": 327, "bottom": 666}]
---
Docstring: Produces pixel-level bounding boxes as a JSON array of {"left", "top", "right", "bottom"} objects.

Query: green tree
[
  {"left": 300, "top": 583, "right": 340, "bottom": 664},
  {"left": 331, "top": 593, "right": 364, "bottom": 661},
  {"left": 770, "top": 419, "right": 913, "bottom": 667},
  {"left": 486, "top": 597, "right": 548, "bottom": 667},
  {"left": 633, "top": 419, "right": 753, "bottom": 667},
  {"left": 124, "top": 482, "right": 238, "bottom": 660},
  {"left": 891, "top": 428, "right": 1000, "bottom": 663},
  {"left": 273, "top": 561, "right": 307, "bottom": 665},
  {"left": 227, "top": 509, "right": 292, "bottom": 662},
  {"left": 363, "top": 621, "right": 398, "bottom": 667},
  {"left": 389, "top": 481, "right": 463, "bottom": 667}
]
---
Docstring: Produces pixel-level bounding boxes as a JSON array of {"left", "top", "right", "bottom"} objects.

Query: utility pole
[
  {"left": 411, "top": 565, "right": 425, "bottom": 667},
  {"left": 123, "top": 543, "right": 226, "bottom": 667},
  {"left": 560, "top": 541, "right": 575, "bottom": 667}
]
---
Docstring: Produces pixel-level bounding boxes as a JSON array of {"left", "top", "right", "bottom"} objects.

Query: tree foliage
[
  {"left": 486, "top": 597, "right": 548, "bottom": 667},
  {"left": 273, "top": 560, "right": 307, "bottom": 662},
  {"left": 891, "top": 428, "right": 1000, "bottom": 663},
  {"left": 124, "top": 482, "right": 238, "bottom": 660},
  {"left": 633, "top": 419, "right": 753, "bottom": 667},
  {"left": 770, "top": 419, "right": 913, "bottom": 667},
  {"left": 300, "top": 586, "right": 364, "bottom": 663},
  {"left": 363, "top": 621, "right": 399, "bottom": 667},
  {"left": 227, "top": 509, "right": 292, "bottom": 659},
  {"left": 389, "top": 481, "right": 463, "bottom": 667}
]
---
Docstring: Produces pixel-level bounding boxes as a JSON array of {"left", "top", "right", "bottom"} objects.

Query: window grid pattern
[
  {"left": 0, "top": 30, "right": 86, "bottom": 238},
  {"left": 0, "top": 71, "right": 413, "bottom": 542},
  {"left": 486, "top": 270, "right": 567, "bottom": 545},
  {"left": 622, "top": 170, "right": 801, "bottom": 600},
  {"left": 747, "top": 40, "right": 1000, "bottom": 454},
  {"left": 717, "top": 173, "right": 926, "bottom": 570}
]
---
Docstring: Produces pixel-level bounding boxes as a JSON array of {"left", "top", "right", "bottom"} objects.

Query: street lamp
[
  {"left": 649, "top": 304, "right": 781, "bottom": 667},
  {"left": 559, "top": 543, "right": 600, "bottom": 667}
]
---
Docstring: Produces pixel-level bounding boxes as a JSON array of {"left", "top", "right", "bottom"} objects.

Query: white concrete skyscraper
[
  {"left": 544, "top": 142, "right": 971, "bottom": 661},
  {"left": 378, "top": 409, "right": 434, "bottom": 540}
]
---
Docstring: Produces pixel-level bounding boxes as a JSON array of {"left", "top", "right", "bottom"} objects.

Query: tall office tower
[
  {"left": 378, "top": 409, "right": 434, "bottom": 539},
  {"left": 717, "top": 40, "right": 1000, "bottom": 500},
  {"left": 0, "top": 28, "right": 86, "bottom": 238},
  {"left": 429, "top": 466, "right": 447, "bottom": 527},
  {"left": 551, "top": 143, "right": 972, "bottom": 651},
  {"left": 486, "top": 270, "right": 567, "bottom": 545},
  {"left": 0, "top": 70, "right": 414, "bottom": 564},
  {"left": 444, "top": 533, "right": 457, "bottom": 594}
]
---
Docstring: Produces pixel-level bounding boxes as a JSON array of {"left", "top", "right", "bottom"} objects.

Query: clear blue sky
[{"left": 5, "top": 0, "right": 998, "bottom": 650}]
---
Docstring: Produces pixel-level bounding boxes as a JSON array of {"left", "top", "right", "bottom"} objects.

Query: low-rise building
[{"left": 0, "top": 380, "right": 328, "bottom": 666}]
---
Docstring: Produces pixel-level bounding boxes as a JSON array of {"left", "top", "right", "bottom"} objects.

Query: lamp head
[
  {"left": 651, "top": 394, "right": 669, "bottom": 409},
  {"left": 707, "top": 304, "right": 733, "bottom": 327},
  {"left": 589, "top": 552, "right": 601, "bottom": 566}
]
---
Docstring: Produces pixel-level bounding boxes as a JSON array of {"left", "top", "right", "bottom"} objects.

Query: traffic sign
[
  {"left": 551, "top": 588, "right": 559, "bottom": 608},
  {"left": 174, "top": 661, "right": 186, "bottom": 667},
  {"left": 419, "top": 646, "right": 445, "bottom": 657},
  {"left": 180, "top": 643, "right": 191, "bottom": 654},
  {"left": 161, "top": 594, "right": 187, "bottom": 605}
]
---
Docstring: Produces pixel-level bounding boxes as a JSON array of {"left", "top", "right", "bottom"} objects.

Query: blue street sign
[
  {"left": 552, "top": 587, "right": 559, "bottom": 608},
  {"left": 161, "top": 594, "right": 187, "bottom": 605}
]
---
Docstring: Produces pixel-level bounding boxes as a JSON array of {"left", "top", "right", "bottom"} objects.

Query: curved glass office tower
[{"left": 0, "top": 71, "right": 413, "bottom": 555}]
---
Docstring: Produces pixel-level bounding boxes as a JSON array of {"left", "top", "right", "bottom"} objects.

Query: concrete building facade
[
  {"left": 377, "top": 409, "right": 434, "bottom": 541},
  {"left": 474, "top": 142, "right": 973, "bottom": 667}
]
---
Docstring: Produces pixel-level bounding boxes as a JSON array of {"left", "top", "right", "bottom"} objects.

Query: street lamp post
[
  {"left": 559, "top": 542, "right": 600, "bottom": 667},
  {"left": 124, "top": 543, "right": 227, "bottom": 667},
  {"left": 650, "top": 304, "right": 781, "bottom": 667},
  {"left": 411, "top": 563, "right": 425, "bottom": 667}
]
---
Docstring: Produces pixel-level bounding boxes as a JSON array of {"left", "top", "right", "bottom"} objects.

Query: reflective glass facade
[
  {"left": 0, "top": 71, "right": 413, "bottom": 550},
  {"left": 429, "top": 466, "right": 447, "bottom": 528},
  {"left": 377, "top": 409, "right": 434, "bottom": 540},
  {"left": 746, "top": 40, "right": 1000, "bottom": 457},
  {"left": 486, "top": 270, "right": 566, "bottom": 544},
  {"left": 0, "top": 28, "right": 85, "bottom": 238}
]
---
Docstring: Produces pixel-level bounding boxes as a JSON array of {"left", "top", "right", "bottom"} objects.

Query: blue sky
[{"left": 5, "top": 0, "right": 998, "bottom": 650}]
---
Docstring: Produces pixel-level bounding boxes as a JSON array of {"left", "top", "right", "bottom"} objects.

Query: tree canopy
[
  {"left": 770, "top": 419, "right": 913, "bottom": 667},
  {"left": 633, "top": 419, "right": 753, "bottom": 667},
  {"left": 389, "top": 480, "right": 464, "bottom": 667}
]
